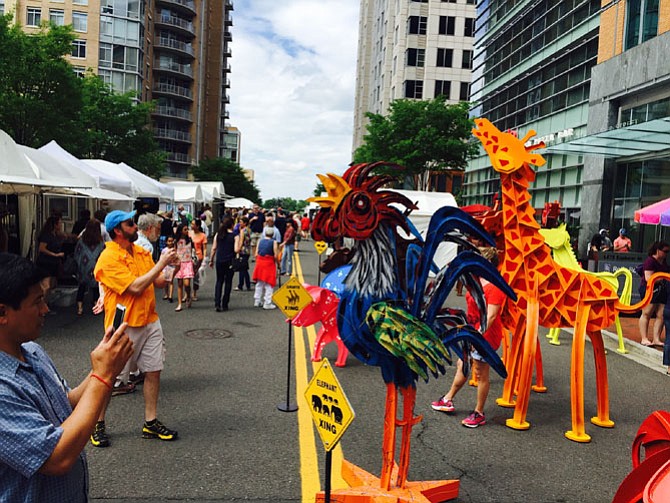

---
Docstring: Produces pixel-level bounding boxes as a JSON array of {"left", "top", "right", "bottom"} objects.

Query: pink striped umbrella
[{"left": 635, "top": 197, "right": 670, "bottom": 226}]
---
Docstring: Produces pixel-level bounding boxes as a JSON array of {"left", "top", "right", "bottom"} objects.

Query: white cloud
[{"left": 229, "top": 0, "right": 360, "bottom": 202}]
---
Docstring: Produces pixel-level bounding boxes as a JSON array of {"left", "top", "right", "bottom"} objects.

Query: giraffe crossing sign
[
  {"left": 304, "top": 358, "right": 355, "bottom": 451},
  {"left": 272, "top": 277, "right": 313, "bottom": 319}
]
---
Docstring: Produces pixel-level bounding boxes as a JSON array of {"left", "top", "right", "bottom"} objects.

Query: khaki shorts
[{"left": 124, "top": 319, "right": 166, "bottom": 374}]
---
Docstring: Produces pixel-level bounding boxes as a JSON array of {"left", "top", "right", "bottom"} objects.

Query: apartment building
[
  {"left": 353, "top": 0, "right": 476, "bottom": 191},
  {"left": 3, "top": 0, "right": 233, "bottom": 178}
]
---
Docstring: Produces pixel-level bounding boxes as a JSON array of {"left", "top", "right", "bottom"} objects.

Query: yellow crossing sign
[
  {"left": 314, "top": 241, "right": 328, "bottom": 255},
  {"left": 304, "top": 358, "right": 355, "bottom": 451},
  {"left": 272, "top": 277, "right": 313, "bottom": 319}
]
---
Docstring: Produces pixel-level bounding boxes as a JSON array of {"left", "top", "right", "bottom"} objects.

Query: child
[
  {"left": 252, "top": 227, "right": 279, "bottom": 309},
  {"left": 161, "top": 236, "right": 179, "bottom": 302}
]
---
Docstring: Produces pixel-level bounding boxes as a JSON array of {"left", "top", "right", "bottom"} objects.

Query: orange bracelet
[{"left": 91, "top": 373, "right": 112, "bottom": 390}]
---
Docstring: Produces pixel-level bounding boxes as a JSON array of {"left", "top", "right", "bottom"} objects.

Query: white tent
[
  {"left": 165, "top": 181, "right": 213, "bottom": 204},
  {"left": 84, "top": 159, "right": 161, "bottom": 198},
  {"left": 118, "top": 162, "right": 174, "bottom": 201},
  {"left": 226, "top": 197, "right": 255, "bottom": 208},
  {"left": 170, "top": 183, "right": 203, "bottom": 203},
  {"left": 195, "top": 181, "right": 227, "bottom": 200}
]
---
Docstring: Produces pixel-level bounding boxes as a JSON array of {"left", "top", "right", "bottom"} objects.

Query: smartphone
[{"left": 112, "top": 304, "right": 127, "bottom": 332}]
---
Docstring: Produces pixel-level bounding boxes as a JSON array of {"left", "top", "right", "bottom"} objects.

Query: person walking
[
  {"left": 35, "top": 216, "right": 67, "bottom": 298},
  {"left": 189, "top": 219, "right": 207, "bottom": 301},
  {"left": 210, "top": 217, "right": 237, "bottom": 312},
  {"left": 234, "top": 216, "right": 251, "bottom": 291},
  {"left": 91, "top": 210, "right": 180, "bottom": 447},
  {"left": 0, "top": 252, "right": 133, "bottom": 502},
  {"left": 430, "top": 247, "right": 505, "bottom": 428},
  {"left": 280, "top": 219, "right": 297, "bottom": 276},
  {"left": 248, "top": 204, "right": 265, "bottom": 254},
  {"left": 252, "top": 227, "right": 279, "bottom": 310},
  {"left": 174, "top": 223, "right": 195, "bottom": 312},
  {"left": 638, "top": 241, "right": 670, "bottom": 347},
  {"left": 73, "top": 220, "right": 104, "bottom": 316}
]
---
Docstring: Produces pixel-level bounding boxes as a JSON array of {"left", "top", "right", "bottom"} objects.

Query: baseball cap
[
  {"left": 619, "top": 228, "right": 627, "bottom": 235},
  {"left": 599, "top": 228, "right": 608, "bottom": 235},
  {"left": 105, "top": 210, "right": 136, "bottom": 231}
]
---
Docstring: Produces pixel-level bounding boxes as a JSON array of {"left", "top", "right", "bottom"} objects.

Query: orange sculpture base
[{"left": 315, "top": 460, "right": 459, "bottom": 503}]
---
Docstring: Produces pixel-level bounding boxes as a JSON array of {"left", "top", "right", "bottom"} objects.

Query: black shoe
[
  {"left": 91, "top": 421, "right": 110, "bottom": 448},
  {"left": 142, "top": 419, "right": 178, "bottom": 441},
  {"left": 215, "top": 306, "right": 222, "bottom": 312},
  {"left": 129, "top": 372, "right": 144, "bottom": 385}
]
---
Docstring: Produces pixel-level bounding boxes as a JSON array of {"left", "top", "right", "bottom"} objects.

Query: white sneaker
[
  {"left": 254, "top": 301, "right": 262, "bottom": 308},
  {"left": 263, "top": 303, "right": 277, "bottom": 310}
]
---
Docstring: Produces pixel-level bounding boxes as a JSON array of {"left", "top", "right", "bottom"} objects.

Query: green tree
[
  {"left": 192, "top": 158, "right": 260, "bottom": 203},
  {"left": 68, "top": 74, "right": 165, "bottom": 178},
  {"left": 313, "top": 183, "right": 325, "bottom": 197},
  {"left": 264, "top": 197, "right": 307, "bottom": 213},
  {"left": 353, "top": 97, "right": 477, "bottom": 190},
  {"left": 0, "top": 15, "right": 82, "bottom": 147}
]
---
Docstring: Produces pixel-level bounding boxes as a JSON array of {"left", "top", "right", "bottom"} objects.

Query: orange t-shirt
[
  {"left": 189, "top": 231, "right": 207, "bottom": 260},
  {"left": 94, "top": 240, "right": 159, "bottom": 329}
]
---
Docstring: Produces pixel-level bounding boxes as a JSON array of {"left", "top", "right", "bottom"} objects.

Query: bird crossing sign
[
  {"left": 272, "top": 277, "right": 313, "bottom": 319},
  {"left": 304, "top": 358, "right": 355, "bottom": 451},
  {"left": 314, "top": 241, "right": 328, "bottom": 255}
]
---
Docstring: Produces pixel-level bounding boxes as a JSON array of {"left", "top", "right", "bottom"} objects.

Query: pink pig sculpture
[{"left": 291, "top": 284, "right": 348, "bottom": 367}]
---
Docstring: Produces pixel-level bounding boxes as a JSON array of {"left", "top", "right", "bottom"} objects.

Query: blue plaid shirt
[{"left": 0, "top": 342, "right": 88, "bottom": 503}]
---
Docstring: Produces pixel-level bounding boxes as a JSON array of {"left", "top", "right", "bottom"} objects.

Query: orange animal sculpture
[{"left": 472, "top": 118, "right": 620, "bottom": 442}]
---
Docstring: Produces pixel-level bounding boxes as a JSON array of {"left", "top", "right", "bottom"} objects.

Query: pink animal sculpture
[{"left": 291, "top": 284, "right": 348, "bottom": 367}]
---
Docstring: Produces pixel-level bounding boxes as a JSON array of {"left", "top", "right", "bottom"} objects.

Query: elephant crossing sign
[{"left": 304, "top": 358, "right": 355, "bottom": 451}]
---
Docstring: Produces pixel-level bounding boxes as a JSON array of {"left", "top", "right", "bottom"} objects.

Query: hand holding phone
[{"left": 112, "top": 304, "right": 127, "bottom": 332}]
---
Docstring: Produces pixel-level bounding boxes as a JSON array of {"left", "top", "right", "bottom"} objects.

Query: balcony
[
  {"left": 224, "top": 28, "right": 232, "bottom": 42},
  {"left": 222, "top": 93, "right": 229, "bottom": 104},
  {"left": 225, "top": 13, "right": 232, "bottom": 26},
  {"left": 154, "top": 59, "right": 194, "bottom": 78},
  {"left": 166, "top": 152, "right": 192, "bottom": 164},
  {"left": 223, "top": 63, "right": 231, "bottom": 73},
  {"left": 153, "top": 105, "right": 193, "bottom": 121},
  {"left": 153, "top": 82, "right": 193, "bottom": 100},
  {"left": 156, "top": 0, "right": 196, "bottom": 15},
  {"left": 155, "top": 14, "right": 195, "bottom": 37},
  {"left": 155, "top": 37, "right": 194, "bottom": 57},
  {"left": 225, "top": 0, "right": 233, "bottom": 9},
  {"left": 224, "top": 46, "right": 232, "bottom": 58},
  {"left": 154, "top": 127, "right": 192, "bottom": 143},
  {"left": 223, "top": 78, "right": 230, "bottom": 88}
]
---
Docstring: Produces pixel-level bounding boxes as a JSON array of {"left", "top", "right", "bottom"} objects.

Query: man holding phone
[
  {"left": 92, "top": 210, "right": 179, "bottom": 447},
  {"left": 0, "top": 253, "right": 133, "bottom": 501}
]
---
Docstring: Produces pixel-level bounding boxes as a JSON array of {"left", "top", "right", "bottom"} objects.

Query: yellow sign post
[
  {"left": 314, "top": 241, "right": 328, "bottom": 254},
  {"left": 272, "top": 277, "right": 313, "bottom": 319},
  {"left": 305, "top": 358, "right": 355, "bottom": 451}
]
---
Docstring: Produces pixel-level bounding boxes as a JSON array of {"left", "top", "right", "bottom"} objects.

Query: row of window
[
  {"left": 406, "top": 48, "right": 472, "bottom": 69},
  {"left": 404, "top": 80, "right": 469, "bottom": 100},
  {"left": 409, "top": 15, "right": 474, "bottom": 36},
  {"left": 411, "top": 0, "right": 475, "bottom": 3},
  {"left": 28, "top": 7, "right": 87, "bottom": 31}
]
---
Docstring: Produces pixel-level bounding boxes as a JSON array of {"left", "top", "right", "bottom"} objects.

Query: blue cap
[
  {"left": 619, "top": 228, "right": 626, "bottom": 235},
  {"left": 104, "top": 210, "right": 136, "bottom": 233}
]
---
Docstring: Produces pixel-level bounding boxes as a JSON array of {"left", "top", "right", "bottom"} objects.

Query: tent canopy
[
  {"left": 170, "top": 183, "right": 203, "bottom": 203},
  {"left": 84, "top": 160, "right": 162, "bottom": 198},
  {"left": 634, "top": 197, "right": 670, "bottom": 226},
  {"left": 118, "top": 162, "right": 174, "bottom": 201},
  {"left": 226, "top": 197, "right": 255, "bottom": 208}
]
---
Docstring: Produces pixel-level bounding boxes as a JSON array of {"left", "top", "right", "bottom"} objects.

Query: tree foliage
[
  {"left": 192, "top": 158, "right": 261, "bottom": 203},
  {"left": 0, "top": 15, "right": 165, "bottom": 178},
  {"left": 353, "top": 97, "right": 478, "bottom": 188},
  {"left": 263, "top": 197, "right": 307, "bottom": 213},
  {"left": 313, "top": 182, "right": 325, "bottom": 197}
]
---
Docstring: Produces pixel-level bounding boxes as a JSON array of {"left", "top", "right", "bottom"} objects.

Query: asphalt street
[{"left": 38, "top": 243, "right": 670, "bottom": 503}]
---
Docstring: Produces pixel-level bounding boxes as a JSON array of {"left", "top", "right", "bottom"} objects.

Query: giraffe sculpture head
[{"left": 472, "top": 118, "right": 546, "bottom": 173}]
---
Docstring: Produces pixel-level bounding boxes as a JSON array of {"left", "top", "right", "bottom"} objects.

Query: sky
[{"left": 229, "top": 0, "right": 361, "bottom": 203}]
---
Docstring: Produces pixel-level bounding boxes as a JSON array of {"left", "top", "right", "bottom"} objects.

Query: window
[
  {"left": 406, "top": 48, "right": 425, "bottom": 67},
  {"left": 439, "top": 16, "right": 455, "bottom": 35},
  {"left": 73, "top": 66, "right": 86, "bottom": 77},
  {"left": 408, "top": 16, "right": 427, "bottom": 35},
  {"left": 0, "top": 2, "right": 4, "bottom": 15},
  {"left": 405, "top": 80, "right": 423, "bottom": 99},
  {"left": 459, "top": 82, "right": 470, "bottom": 101},
  {"left": 72, "top": 12, "right": 87, "bottom": 32},
  {"left": 411, "top": 0, "right": 428, "bottom": 2},
  {"left": 625, "top": 0, "right": 659, "bottom": 50},
  {"left": 462, "top": 49, "right": 473, "bottom": 69},
  {"left": 436, "top": 48, "right": 453, "bottom": 67},
  {"left": 72, "top": 39, "right": 86, "bottom": 58},
  {"left": 49, "top": 9, "right": 64, "bottom": 26},
  {"left": 73, "top": 0, "right": 88, "bottom": 4},
  {"left": 464, "top": 18, "right": 475, "bottom": 37},
  {"left": 435, "top": 80, "right": 451, "bottom": 98},
  {"left": 27, "top": 7, "right": 41, "bottom": 26}
]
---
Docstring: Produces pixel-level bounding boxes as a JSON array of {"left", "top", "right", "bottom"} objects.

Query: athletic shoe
[
  {"left": 254, "top": 301, "right": 262, "bottom": 308},
  {"left": 462, "top": 411, "right": 486, "bottom": 428},
  {"left": 129, "top": 372, "right": 144, "bottom": 385},
  {"left": 142, "top": 419, "right": 178, "bottom": 441},
  {"left": 263, "top": 303, "right": 277, "bottom": 310},
  {"left": 112, "top": 381, "right": 136, "bottom": 397},
  {"left": 90, "top": 421, "right": 110, "bottom": 448},
  {"left": 431, "top": 397, "right": 455, "bottom": 413}
]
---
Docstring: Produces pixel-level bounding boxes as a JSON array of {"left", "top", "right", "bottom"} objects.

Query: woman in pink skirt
[{"left": 174, "top": 223, "right": 195, "bottom": 311}]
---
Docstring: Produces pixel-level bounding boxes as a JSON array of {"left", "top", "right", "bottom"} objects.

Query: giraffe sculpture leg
[
  {"left": 588, "top": 329, "right": 615, "bottom": 429},
  {"left": 531, "top": 339, "right": 547, "bottom": 393},
  {"left": 497, "top": 321, "right": 526, "bottom": 408},
  {"left": 565, "top": 304, "right": 592, "bottom": 442},
  {"left": 506, "top": 293, "right": 538, "bottom": 431},
  {"left": 547, "top": 327, "right": 561, "bottom": 345}
]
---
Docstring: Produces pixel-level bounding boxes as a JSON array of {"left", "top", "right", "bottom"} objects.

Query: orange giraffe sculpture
[{"left": 472, "top": 118, "right": 618, "bottom": 443}]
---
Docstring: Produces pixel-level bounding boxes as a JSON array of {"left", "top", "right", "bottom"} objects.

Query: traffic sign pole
[
  {"left": 324, "top": 449, "right": 332, "bottom": 503},
  {"left": 277, "top": 319, "right": 298, "bottom": 412},
  {"left": 317, "top": 254, "right": 322, "bottom": 286}
]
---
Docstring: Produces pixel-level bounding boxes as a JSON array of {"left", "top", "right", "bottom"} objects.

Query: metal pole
[
  {"left": 324, "top": 449, "right": 332, "bottom": 503},
  {"left": 318, "top": 253, "right": 322, "bottom": 286},
  {"left": 277, "top": 319, "right": 297, "bottom": 412}
]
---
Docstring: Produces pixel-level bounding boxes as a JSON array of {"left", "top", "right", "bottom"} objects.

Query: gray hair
[{"left": 137, "top": 213, "right": 162, "bottom": 231}]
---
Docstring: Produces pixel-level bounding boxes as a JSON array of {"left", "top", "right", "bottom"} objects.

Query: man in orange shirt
[{"left": 91, "top": 210, "right": 179, "bottom": 447}]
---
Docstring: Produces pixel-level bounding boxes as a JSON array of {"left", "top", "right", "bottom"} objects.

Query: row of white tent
[{"left": 0, "top": 129, "right": 229, "bottom": 256}]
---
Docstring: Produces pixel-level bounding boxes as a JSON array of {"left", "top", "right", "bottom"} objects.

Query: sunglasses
[{"left": 123, "top": 219, "right": 136, "bottom": 227}]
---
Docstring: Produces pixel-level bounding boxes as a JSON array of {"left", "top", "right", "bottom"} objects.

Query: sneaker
[
  {"left": 90, "top": 421, "right": 110, "bottom": 448},
  {"left": 254, "top": 301, "right": 262, "bottom": 308},
  {"left": 431, "top": 397, "right": 455, "bottom": 413},
  {"left": 142, "top": 419, "right": 178, "bottom": 441},
  {"left": 129, "top": 372, "right": 144, "bottom": 385},
  {"left": 263, "top": 303, "right": 277, "bottom": 310},
  {"left": 112, "top": 381, "right": 136, "bottom": 397},
  {"left": 462, "top": 411, "right": 486, "bottom": 428}
]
